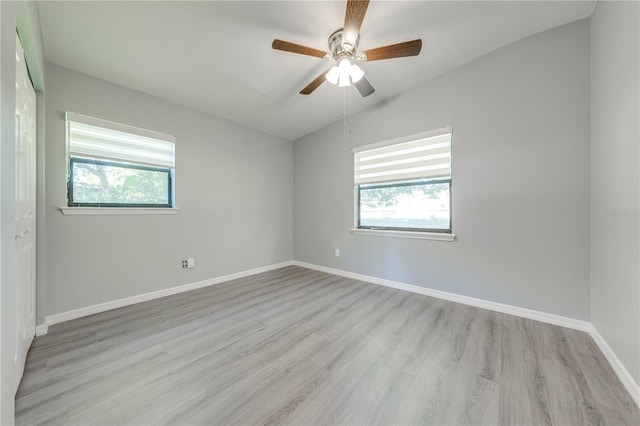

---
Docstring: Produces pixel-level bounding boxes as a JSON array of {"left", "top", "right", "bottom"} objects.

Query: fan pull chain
[
  {"left": 349, "top": 84, "right": 353, "bottom": 134},
  {"left": 343, "top": 87, "right": 347, "bottom": 151}
]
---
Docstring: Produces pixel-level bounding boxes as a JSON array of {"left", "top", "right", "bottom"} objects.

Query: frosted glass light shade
[
  {"left": 326, "top": 66, "right": 340, "bottom": 84},
  {"left": 338, "top": 73, "right": 350, "bottom": 87},
  {"left": 349, "top": 64, "right": 364, "bottom": 82},
  {"left": 325, "top": 58, "right": 365, "bottom": 87}
]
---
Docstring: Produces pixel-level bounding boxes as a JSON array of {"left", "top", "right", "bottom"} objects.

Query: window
[
  {"left": 354, "top": 128, "right": 452, "bottom": 233},
  {"left": 66, "top": 113, "right": 175, "bottom": 207}
]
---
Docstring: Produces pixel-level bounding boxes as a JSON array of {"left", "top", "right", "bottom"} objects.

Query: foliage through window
[
  {"left": 69, "top": 158, "right": 171, "bottom": 206},
  {"left": 66, "top": 113, "right": 175, "bottom": 207},
  {"left": 354, "top": 129, "right": 452, "bottom": 233}
]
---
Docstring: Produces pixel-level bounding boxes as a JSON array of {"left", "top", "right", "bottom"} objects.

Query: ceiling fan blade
[
  {"left": 343, "top": 0, "right": 369, "bottom": 49},
  {"left": 272, "top": 39, "right": 326, "bottom": 59},
  {"left": 354, "top": 76, "right": 375, "bottom": 97},
  {"left": 363, "top": 39, "right": 422, "bottom": 61},
  {"left": 300, "top": 68, "right": 331, "bottom": 95}
]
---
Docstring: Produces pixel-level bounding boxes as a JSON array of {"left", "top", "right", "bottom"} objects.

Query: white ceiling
[{"left": 37, "top": 1, "right": 595, "bottom": 141}]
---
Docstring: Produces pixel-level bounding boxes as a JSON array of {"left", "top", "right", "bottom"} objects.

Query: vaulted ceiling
[{"left": 37, "top": 1, "right": 595, "bottom": 141}]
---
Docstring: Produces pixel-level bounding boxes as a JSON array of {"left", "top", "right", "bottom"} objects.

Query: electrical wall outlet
[
  {"left": 334, "top": 248, "right": 341, "bottom": 257},
  {"left": 187, "top": 257, "right": 195, "bottom": 268},
  {"left": 181, "top": 260, "right": 188, "bottom": 268}
]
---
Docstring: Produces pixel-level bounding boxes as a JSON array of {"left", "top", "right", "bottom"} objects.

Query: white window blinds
[
  {"left": 354, "top": 128, "right": 451, "bottom": 185},
  {"left": 66, "top": 112, "right": 175, "bottom": 169}
]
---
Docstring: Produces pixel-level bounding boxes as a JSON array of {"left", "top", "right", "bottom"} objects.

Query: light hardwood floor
[{"left": 16, "top": 266, "right": 640, "bottom": 425}]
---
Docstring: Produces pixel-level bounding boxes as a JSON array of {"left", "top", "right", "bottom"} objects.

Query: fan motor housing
[{"left": 328, "top": 28, "right": 360, "bottom": 60}]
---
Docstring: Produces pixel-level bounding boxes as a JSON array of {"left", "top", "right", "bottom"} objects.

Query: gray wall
[
  {"left": 294, "top": 20, "right": 591, "bottom": 320},
  {"left": 590, "top": 1, "right": 640, "bottom": 383},
  {"left": 44, "top": 63, "right": 293, "bottom": 317}
]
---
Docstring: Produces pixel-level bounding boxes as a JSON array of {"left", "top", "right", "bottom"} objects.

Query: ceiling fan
[{"left": 272, "top": 0, "right": 422, "bottom": 97}]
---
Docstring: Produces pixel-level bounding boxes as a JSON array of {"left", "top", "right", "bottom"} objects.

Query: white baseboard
[
  {"left": 292, "top": 261, "right": 591, "bottom": 332},
  {"left": 40, "top": 261, "right": 294, "bottom": 332},
  {"left": 588, "top": 324, "right": 640, "bottom": 407},
  {"left": 35, "top": 323, "right": 48, "bottom": 337}
]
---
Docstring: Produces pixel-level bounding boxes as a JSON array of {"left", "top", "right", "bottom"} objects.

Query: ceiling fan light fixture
[
  {"left": 339, "top": 57, "right": 351, "bottom": 71},
  {"left": 338, "top": 72, "right": 351, "bottom": 87},
  {"left": 326, "top": 57, "right": 363, "bottom": 87},
  {"left": 349, "top": 63, "right": 364, "bottom": 82},
  {"left": 326, "top": 66, "right": 340, "bottom": 84}
]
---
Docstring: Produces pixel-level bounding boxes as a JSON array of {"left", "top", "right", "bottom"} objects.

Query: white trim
[
  {"left": 351, "top": 228, "right": 456, "bottom": 241},
  {"left": 353, "top": 126, "right": 451, "bottom": 153},
  {"left": 588, "top": 324, "right": 640, "bottom": 407},
  {"left": 41, "top": 261, "right": 294, "bottom": 329},
  {"left": 60, "top": 207, "right": 179, "bottom": 216},
  {"left": 35, "top": 324, "right": 48, "bottom": 337},
  {"left": 292, "top": 260, "right": 590, "bottom": 332}
]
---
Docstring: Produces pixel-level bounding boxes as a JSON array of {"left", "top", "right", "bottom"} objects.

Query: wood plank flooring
[{"left": 15, "top": 266, "right": 640, "bottom": 425}]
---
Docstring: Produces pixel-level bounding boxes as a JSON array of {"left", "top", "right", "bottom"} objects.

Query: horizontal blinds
[
  {"left": 354, "top": 132, "right": 451, "bottom": 185},
  {"left": 67, "top": 113, "right": 175, "bottom": 168}
]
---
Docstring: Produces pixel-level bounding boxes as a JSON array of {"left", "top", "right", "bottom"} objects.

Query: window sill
[
  {"left": 350, "top": 228, "right": 455, "bottom": 241},
  {"left": 60, "top": 207, "right": 179, "bottom": 216}
]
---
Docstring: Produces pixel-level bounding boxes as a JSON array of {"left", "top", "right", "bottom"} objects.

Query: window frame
[
  {"left": 356, "top": 178, "right": 452, "bottom": 233},
  {"left": 353, "top": 127, "right": 453, "bottom": 239},
  {"left": 64, "top": 112, "right": 176, "bottom": 211},
  {"left": 67, "top": 157, "right": 173, "bottom": 208}
]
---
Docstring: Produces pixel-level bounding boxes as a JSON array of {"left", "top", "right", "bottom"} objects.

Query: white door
[{"left": 14, "top": 35, "right": 36, "bottom": 392}]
